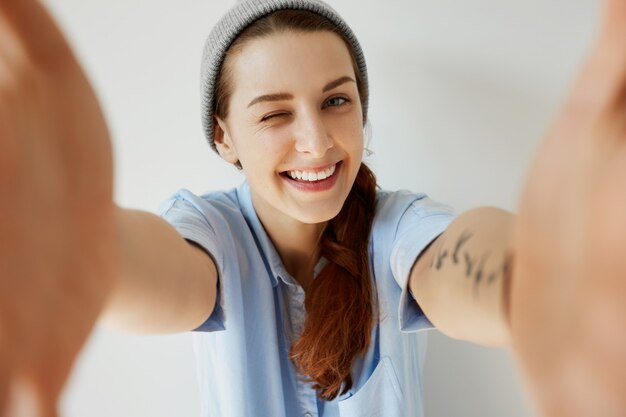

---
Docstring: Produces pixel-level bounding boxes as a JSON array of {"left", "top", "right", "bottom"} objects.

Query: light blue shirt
[{"left": 158, "top": 180, "right": 456, "bottom": 417}]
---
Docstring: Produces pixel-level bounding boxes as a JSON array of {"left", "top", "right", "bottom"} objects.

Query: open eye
[{"left": 324, "top": 96, "right": 350, "bottom": 108}]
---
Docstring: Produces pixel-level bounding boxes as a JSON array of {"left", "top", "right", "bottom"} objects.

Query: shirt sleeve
[
  {"left": 389, "top": 195, "right": 457, "bottom": 333},
  {"left": 157, "top": 190, "right": 227, "bottom": 332}
]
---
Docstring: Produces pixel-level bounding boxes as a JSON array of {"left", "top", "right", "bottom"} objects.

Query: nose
[{"left": 293, "top": 110, "right": 333, "bottom": 158}]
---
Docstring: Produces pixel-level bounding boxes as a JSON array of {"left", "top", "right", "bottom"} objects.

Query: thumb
[{"left": 600, "top": 0, "right": 626, "bottom": 43}]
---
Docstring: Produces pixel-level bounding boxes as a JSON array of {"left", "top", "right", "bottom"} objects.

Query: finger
[
  {"left": 0, "top": 69, "right": 19, "bottom": 191},
  {"left": 0, "top": 0, "right": 76, "bottom": 67},
  {"left": 0, "top": 365, "right": 9, "bottom": 417},
  {"left": 0, "top": 319, "right": 12, "bottom": 416},
  {"left": 33, "top": 383, "right": 61, "bottom": 417},
  {"left": 600, "top": 0, "right": 626, "bottom": 44},
  {"left": 0, "top": 376, "right": 58, "bottom": 417},
  {"left": 26, "top": 374, "right": 61, "bottom": 417},
  {"left": 593, "top": 2, "right": 626, "bottom": 126},
  {"left": 4, "top": 376, "right": 44, "bottom": 417},
  {"left": 563, "top": 0, "right": 626, "bottom": 129},
  {"left": 0, "top": 6, "right": 30, "bottom": 69},
  {"left": 28, "top": 353, "right": 75, "bottom": 417}
]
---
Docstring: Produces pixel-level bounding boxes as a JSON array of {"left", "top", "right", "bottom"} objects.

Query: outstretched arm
[
  {"left": 106, "top": 207, "right": 217, "bottom": 334},
  {"left": 0, "top": 1, "right": 217, "bottom": 415},
  {"left": 413, "top": 0, "right": 626, "bottom": 415},
  {"left": 409, "top": 207, "right": 514, "bottom": 347}
]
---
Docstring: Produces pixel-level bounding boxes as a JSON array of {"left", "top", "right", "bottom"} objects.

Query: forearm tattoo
[{"left": 430, "top": 229, "right": 513, "bottom": 299}]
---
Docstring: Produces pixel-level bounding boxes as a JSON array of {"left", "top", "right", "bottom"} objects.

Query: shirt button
[{"left": 304, "top": 413, "right": 312, "bottom": 417}]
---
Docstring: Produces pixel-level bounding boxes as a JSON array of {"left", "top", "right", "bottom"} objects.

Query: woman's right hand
[
  {"left": 509, "top": 0, "right": 626, "bottom": 415},
  {"left": 0, "top": 1, "right": 118, "bottom": 415}
]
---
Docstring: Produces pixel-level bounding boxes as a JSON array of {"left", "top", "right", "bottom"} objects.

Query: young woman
[
  {"left": 1, "top": 0, "right": 625, "bottom": 416},
  {"left": 155, "top": 5, "right": 513, "bottom": 416}
]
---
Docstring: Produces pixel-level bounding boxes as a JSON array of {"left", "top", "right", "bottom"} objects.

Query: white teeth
[{"left": 287, "top": 163, "right": 336, "bottom": 182}]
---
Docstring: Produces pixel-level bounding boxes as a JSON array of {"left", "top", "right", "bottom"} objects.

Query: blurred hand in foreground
[
  {"left": 0, "top": 1, "right": 118, "bottom": 415},
  {"left": 511, "top": 1, "right": 626, "bottom": 416}
]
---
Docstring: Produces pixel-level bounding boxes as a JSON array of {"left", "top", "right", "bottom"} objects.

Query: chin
[{"left": 292, "top": 203, "right": 343, "bottom": 225}]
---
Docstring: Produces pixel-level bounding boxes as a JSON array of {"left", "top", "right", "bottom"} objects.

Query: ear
[{"left": 213, "top": 117, "right": 239, "bottom": 165}]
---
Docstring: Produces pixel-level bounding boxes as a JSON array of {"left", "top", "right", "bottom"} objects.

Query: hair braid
[{"left": 289, "top": 163, "right": 378, "bottom": 400}]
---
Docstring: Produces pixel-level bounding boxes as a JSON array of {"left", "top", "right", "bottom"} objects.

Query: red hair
[{"left": 214, "top": 10, "right": 378, "bottom": 400}]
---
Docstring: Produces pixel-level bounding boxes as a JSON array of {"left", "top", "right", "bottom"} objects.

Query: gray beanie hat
[{"left": 200, "top": 0, "right": 369, "bottom": 153}]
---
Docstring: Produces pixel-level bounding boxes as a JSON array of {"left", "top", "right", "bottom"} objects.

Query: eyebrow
[{"left": 247, "top": 76, "right": 356, "bottom": 108}]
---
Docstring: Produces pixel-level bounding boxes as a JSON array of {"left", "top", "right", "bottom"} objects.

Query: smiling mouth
[{"left": 280, "top": 161, "right": 341, "bottom": 183}]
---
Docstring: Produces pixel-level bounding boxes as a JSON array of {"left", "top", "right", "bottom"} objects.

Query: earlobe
[{"left": 213, "top": 117, "right": 239, "bottom": 165}]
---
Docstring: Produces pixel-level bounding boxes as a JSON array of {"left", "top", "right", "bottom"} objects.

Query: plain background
[{"left": 37, "top": 0, "right": 601, "bottom": 416}]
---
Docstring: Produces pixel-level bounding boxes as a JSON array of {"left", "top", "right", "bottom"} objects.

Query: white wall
[{"left": 41, "top": 0, "right": 600, "bottom": 416}]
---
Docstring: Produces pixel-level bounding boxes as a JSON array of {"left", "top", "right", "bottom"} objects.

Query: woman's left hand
[
  {"left": 0, "top": 1, "right": 118, "bottom": 415},
  {"left": 509, "top": 1, "right": 626, "bottom": 416}
]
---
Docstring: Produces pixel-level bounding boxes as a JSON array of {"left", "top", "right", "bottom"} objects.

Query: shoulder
[
  {"left": 159, "top": 186, "right": 240, "bottom": 215},
  {"left": 375, "top": 188, "right": 427, "bottom": 215},
  {"left": 156, "top": 183, "right": 255, "bottom": 274},
  {"left": 371, "top": 188, "right": 457, "bottom": 292},
  {"left": 373, "top": 188, "right": 457, "bottom": 238},
  {"left": 158, "top": 184, "right": 247, "bottom": 226},
  {"left": 156, "top": 183, "right": 256, "bottom": 256}
]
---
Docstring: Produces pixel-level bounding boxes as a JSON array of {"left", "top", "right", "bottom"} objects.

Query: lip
[
  {"left": 281, "top": 161, "right": 338, "bottom": 174},
  {"left": 280, "top": 161, "right": 342, "bottom": 192}
]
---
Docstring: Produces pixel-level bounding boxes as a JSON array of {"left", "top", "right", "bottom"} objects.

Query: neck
[
  {"left": 265, "top": 220, "right": 326, "bottom": 291},
  {"left": 251, "top": 194, "right": 327, "bottom": 290}
]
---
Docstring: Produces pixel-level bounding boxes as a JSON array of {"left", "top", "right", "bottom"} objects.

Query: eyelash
[
  {"left": 261, "top": 96, "right": 351, "bottom": 122},
  {"left": 324, "top": 96, "right": 350, "bottom": 108}
]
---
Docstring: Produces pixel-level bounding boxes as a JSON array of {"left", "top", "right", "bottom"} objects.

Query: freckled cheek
[
  {"left": 339, "top": 126, "right": 364, "bottom": 154},
  {"left": 245, "top": 133, "right": 292, "bottom": 173},
  {"left": 328, "top": 116, "right": 363, "bottom": 141}
]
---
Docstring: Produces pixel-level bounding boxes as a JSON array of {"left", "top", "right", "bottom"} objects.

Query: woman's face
[{"left": 215, "top": 31, "right": 364, "bottom": 227}]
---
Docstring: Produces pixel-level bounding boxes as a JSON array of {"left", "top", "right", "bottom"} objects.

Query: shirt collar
[
  {"left": 236, "top": 180, "right": 286, "bottom": 288},
  {"left": 236, "top": 180, "right": 328, "bottom": 289}
]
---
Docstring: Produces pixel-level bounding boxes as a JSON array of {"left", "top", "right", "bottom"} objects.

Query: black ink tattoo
[
  {"left": 433, "top": 230, "right": 473, "bottom": 271},
  {"left": 464, "top": 252, "right": 475, "bottom": 277},
  {"left": 502, "top": 253, "right": 512, "bottom": 281},
  {"left": 502, "top": 251, "right": 514, "bottom": 316},
  {"left": 429, "top": 237, "right": 445, "bottom": 268},
  {"left": 473, "top": 254, "right": 489, "bottom": 297},
  {"left": 428, "top": 226, "right": 513, "bottom": 302},
  {"left": 435, "top": 249, "right": 449, "bottom": 270},
  {"left": 453, "top": 231, "right": 473, "bottom": 264},
  {"left": 486, "top": 252, "right": 513, "bottom": 285}
]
